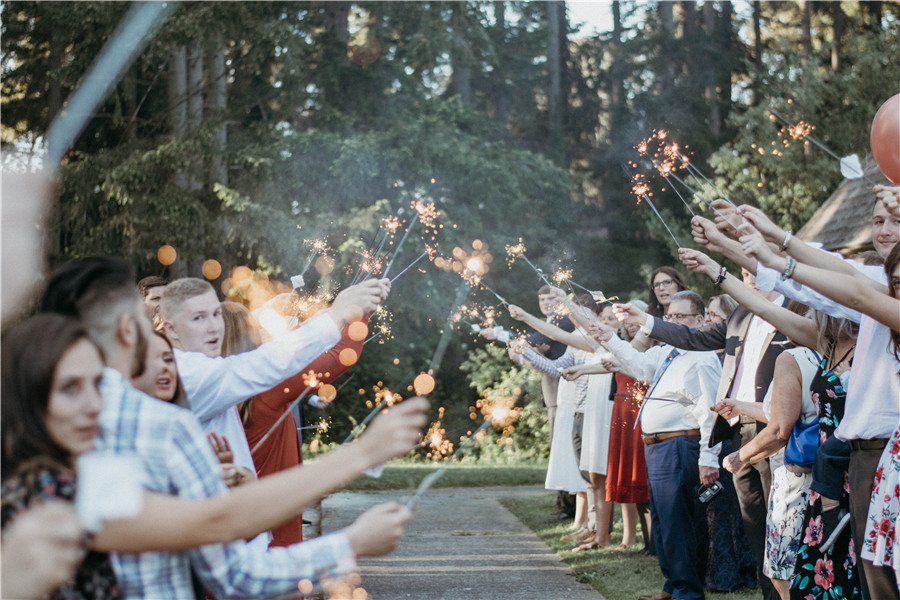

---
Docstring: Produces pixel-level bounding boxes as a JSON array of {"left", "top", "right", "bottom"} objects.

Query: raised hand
[
  {"left": 677, "top": 248, "right": 719, "bottom": 278},
  {"left": 737, "top": 205, "right": 785, "bottom": 244},
  {"left": 331, "top": 279, "right": 391, "bottom": 325},
  {"left": 358, "top": 396, "right": 429, "bottom": 465},
  {"left": 588, "top": 321, "right": 615, "bottom": 344},
  {"left": 738, "top": 222, "right": 781, "bottom": 269},
  {"left": 507, "top": 304, "right": 528, "bottom": 321},
  {"left": 710, "top": 199, "right": 743, "bottom": 236},
  {"left": 612, "top": 302, "right": 647, "bottom": 327},
  {"left": 710, "top": 399, "right": 741, "bottom": 420},
  {"left": 559, "top": 365, "right": 583, "bottom": 381},
  {"left": 691, "top": 215, "right": 729, "bottom": 253},
  {"left": 874, "top": 184, "right": 900, "bottom": 217},
  {"left": 600, "top": 357, "right": 621, "bottom": 373},
  {"left": 207, "top": 431, "right": 234, "bottom": 465},
  {"left": 344, "top": 501, "right": 413, "bottom": 557}
]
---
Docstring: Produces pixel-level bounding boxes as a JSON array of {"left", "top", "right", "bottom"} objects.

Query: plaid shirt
[
  {"left": 98, "top": 368, "right": 356, "bottom": 600},
  {"left": 523, "top": 345, "right": 599, "bottom": 413}
]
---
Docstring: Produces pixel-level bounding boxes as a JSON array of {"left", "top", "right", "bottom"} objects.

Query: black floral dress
[
  {"left": 789, "top": 348, "right": 861, "bottom": 600},
  {"left": 1, "top": 466, "right": 122, "bottom": 600}
]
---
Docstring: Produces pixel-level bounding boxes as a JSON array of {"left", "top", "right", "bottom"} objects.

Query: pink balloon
[{"left": 871, "top": 94, "right": 900, "bottom": 184}]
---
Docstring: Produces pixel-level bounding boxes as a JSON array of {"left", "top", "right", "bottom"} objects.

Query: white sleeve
[
  {"left": 177, "top": 312, "right": 341, "bottom": 421},
  {"left": 756, "top": 255, "right": 885, "bottom": 323},
  {"left": 690, "top": 357, "right": 724, "bottom": 469},
  {"left": 602, "top": 335, "right": 658, "bottom": 384}
]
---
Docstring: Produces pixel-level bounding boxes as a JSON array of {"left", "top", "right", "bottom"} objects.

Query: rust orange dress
[{"left": 605, "top": 373, "right": 649, "bottom": 504}]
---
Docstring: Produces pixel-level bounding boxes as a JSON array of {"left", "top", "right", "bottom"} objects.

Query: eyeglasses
[
  {"left": 652, "top": 279, "right": 676, "bottom": 290},
  {"left": 663, "top": 313, "right": 701, "bottom": 322}
]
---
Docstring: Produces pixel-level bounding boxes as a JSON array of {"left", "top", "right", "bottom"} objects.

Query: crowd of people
[
  {"left": 1, "top": 253, "right": 430, "bottom": 599},
  {"left": 485, "top": 187, "right": 900, "bottom": 600}
]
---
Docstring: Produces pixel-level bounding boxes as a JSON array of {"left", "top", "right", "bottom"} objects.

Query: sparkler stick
[
  {"left": 622, "top": 164, "right": 683, "bottom": 248},
  {"left": 405, "top": 417, "right": 494, "bottom": 509},
  {"left": 362, "top": 331, "right": 382, "bottom": 345},
  {"left": 768, "top": 109, "right": 842, "bottom": 161},
  {"left": 655, "top": 164, "right": 742, "bottom": 230},
  {"left": 679, "top": 159, "right": 737, "bottom": 208},
  {"left": 519, "top": 254, "right": 553, "bottom": 287},
  {"left": 632, "top": 391, "right": 699, "bottom": 429},
  {"left": 383, "top": 217, "right": 418, "bottom": 278},
  {"left": 390, "top": 251, "right": 428, "bottom": 283},
  {"left": 45, "top": 1, "right": 176, "bottom": 166}
]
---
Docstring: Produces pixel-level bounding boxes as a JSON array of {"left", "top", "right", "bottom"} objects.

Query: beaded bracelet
[{"left": 780, "top": 256, "right": 797, "bottom": 281}]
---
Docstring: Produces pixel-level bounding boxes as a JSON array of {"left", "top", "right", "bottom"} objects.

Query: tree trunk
[
  {"left": 121, "top": 68, "right": 137, "bottom": 142},
  {"left": 546, "top": 0, "right": 567, "bottom": 160},
  {"left": 611, "top": 1, "right": 625, "bottom": 115},
  {"left": 659, "top": 1, "right": 675, "bottom": 93},
  {"left": 206, "top": 39, "right": 227, "bottom": 186},
  {"left": 717, "top": 2, "right": 733, "bottom": 133},
  {"left": 47, "top": 24, "right": 64, "bottom": 128},
  {"left": 867, "top": 1, "right": 883, "bottom": 30},
  {"left": 831, "top": 1, "right": 844, "bottom": 72},
  {"left": 187, "top": 42, "right": 204, "bottom": 131},
  {"left": 703, "top": 2, "right": 719, "bottom": 137},
  {"left": 167, "top": 47, "right": 187, "bottom": 136},
  {"left": 799, "top": 0, "right": 812, "bottom": 66},
  {"left": 752, "top": 0, "right": 762, "bottom": 106},
  {"left": 323, "top": 1, "right": 350, "bottom": 45},
  {"left": 492, "top": 1, "right": 508, "bottom": 124}
]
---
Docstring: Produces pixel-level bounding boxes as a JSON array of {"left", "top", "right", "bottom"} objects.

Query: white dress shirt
[
  {"left": 757, "top": 258, "right": 899, "bottom": 440},
  {"left": 603, "top": 335, "right": 723, "bottom": 468},
  {"left": 175, "top": 311, "right": 341, "bottom": 471}
]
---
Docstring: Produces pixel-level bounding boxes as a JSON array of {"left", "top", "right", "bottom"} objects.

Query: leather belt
[
  {"left": 848, "top": 438, "right": 888, "bottom": 451},
  {"left": 642, "top": 429, "right": 701, "bottom": 445},
  {"left": 739, "top": 415, "right": 757, "bottom": 425}
]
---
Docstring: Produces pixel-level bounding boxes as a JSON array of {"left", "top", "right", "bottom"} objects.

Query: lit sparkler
[
  {"left": 300, "top": 238, "right": 329, "bottom": 276},
  {"left": 505, "top": 238, "right": 552, "bottom": 286},
  {"left": 622, "top": 163, "right": 682, "bottom": 248}
]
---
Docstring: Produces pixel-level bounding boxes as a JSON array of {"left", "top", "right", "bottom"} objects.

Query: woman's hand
[
  {"left": 738, "top": 223, "right": 783, "bottom": 270},
  {"left": 711, "top": 399, "right": 741, "bottom": 420},
  {"left": 612, "top": 303, "right": 646, "bottom": 327},
  {"left": 507, "top": 304, "right": 528, "bottom": 321},
  {"left": 559, "top": 365, "right": 583, "bottom": 381},
  {"left": 589, "top": 321, "right": 615, "bottom": 344},
  {"left": 678, "top": 248, "right": 719, "bottom": 278},
  {"left": 691, "top": 215, "right": 730, "bottom": 253},
  {"left": 738, "top": 205, "right": 785, "bottom": 244},
  {"left": 710, "top": 199, "right": 744, "bottom": 237}
]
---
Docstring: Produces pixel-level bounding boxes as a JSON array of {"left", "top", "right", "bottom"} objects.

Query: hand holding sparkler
[
  {"left": 329, "top": 278, "right": 391, "bottom": 327},
  {"left": 612, "top": 303, "right": 648, "bottom": 328},
  {"left": 738, "top": 222, "right": 784, "bottom": 272},
  {"left": 677, "top": 248, "right": 721, "bottom": 280},
  {"left": 588, "top": 321, "right": 616, "bottom": 345},
  {"left": 690, "top": 216, "right": 732, "bottom": 254},
  {"left": 343, "top": 501, "right": 413, "bottom": 558},
  {"left": 709, "top": 199, "right": 744, "bottom": 236},
  {"left": 353, "top": 396, "right": 430, "bottom": 465},
  {"left": 874, "top": 185, "right": 900, "bottom": 217},
  {"left": 735, "top": 205, "right": 788, "bottom": 247}
]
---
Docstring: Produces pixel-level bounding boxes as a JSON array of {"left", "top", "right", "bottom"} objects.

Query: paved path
[{"left": 322, "top": 485, "right": 604, "bottom": 600}]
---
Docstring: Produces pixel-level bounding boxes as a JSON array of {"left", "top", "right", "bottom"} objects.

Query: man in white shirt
[
  {"left": 160, "top": 276, "right": 389, "bottom": 473},
  {"left": 594, "top": 291, "right": 722, "bottom": 600}
]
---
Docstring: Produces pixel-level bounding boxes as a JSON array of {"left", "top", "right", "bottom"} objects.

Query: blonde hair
[
  {"left": 221, "top": 302, "right": 261, "bottom": 357},
  {"left": 159, "top": 278, "right": 215, "bottom": 322}
]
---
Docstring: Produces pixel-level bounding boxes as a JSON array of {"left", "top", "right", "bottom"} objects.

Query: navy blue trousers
[{"left": 645, "top": 435, "right": 706, "bottom": 600}]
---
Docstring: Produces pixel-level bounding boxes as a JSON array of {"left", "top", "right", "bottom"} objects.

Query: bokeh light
[
  {"left": 413, "top": 372, "right": 436, "bottom": 396},
  {"left": 157, "top": 244, "right": 176, "bottom": 266},
  {"left": 202, "top": 259, "right": 222, "bottom": 280},
  {"left": 318, "top": 383, "right": 337, "bottom": 402},
  {"left": 347, "top": 320, "right": 368, "bottom": 341}
]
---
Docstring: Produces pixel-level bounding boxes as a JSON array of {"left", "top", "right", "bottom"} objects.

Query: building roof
[{"left": 796, "top": 154, "right": 891, "bottom": 254}]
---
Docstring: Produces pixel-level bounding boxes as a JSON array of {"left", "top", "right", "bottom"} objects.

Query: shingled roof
[{"left": 796, "top": 155, "right": 891, "bottom": 254}]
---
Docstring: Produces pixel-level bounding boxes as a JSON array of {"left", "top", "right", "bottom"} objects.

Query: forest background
[{"left": 3, "top": 1, "right": 898, "bottom": 459}]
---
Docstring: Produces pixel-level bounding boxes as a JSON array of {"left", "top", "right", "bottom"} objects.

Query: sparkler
[
  {"left": 505, "top": 239, "right": 552, "bottom": 287},
  {"left": 622, "top": 163, "right": 682, "bottom": 248},
  {"left": 389, "top": 251, "right": 428, "bottom": 283},
  {"left": 632, "top": 390, "right": 699, "bottom": 429},
  {"left": 300, "top": 239, "right": 329, "bottom": 277},
  {"left": 384, "top": 199, "right": 439, "bottom": 278}
]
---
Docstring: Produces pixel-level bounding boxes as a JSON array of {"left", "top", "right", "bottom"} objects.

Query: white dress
[
  {"left": 579, "top": 352, "right": 614, "bottom": 475},
  {"left": 545, "top": 376, "right": 586, "bottom": 493}
]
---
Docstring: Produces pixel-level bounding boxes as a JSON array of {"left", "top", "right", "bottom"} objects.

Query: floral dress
[
  {"left": 790, "top": 348, "right": 862, "bottom": 600},
  {"left": 1, "top": 466, "right": 122, "bottom": 600},
  {"left": 861, "top": 423, "right": 900, "bottom": 590}
]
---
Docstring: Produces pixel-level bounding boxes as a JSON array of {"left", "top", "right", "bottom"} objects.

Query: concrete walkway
[{"left": 322, "top": 485, "right": 605, "bottom": 600}]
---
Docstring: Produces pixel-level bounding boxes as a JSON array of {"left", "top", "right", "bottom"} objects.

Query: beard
[{"left": 130, "top": 316, "right": 148, "bottom": 379}]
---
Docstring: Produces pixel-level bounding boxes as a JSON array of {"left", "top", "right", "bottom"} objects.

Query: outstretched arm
[
  {"left": 678, "top": 247, "right": 818, "bottom": 348},
  {"left": 92, "top": 397, "right": 428, "bottom": 552},
  {"left": 507, "top": 304, "right": 596, "bottom": 352},
  {"left": 740, "top": 228, "right": 898, "bottom": 331}
]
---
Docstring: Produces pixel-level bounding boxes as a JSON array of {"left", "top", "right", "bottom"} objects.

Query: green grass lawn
[
  {"left": 343, "top": 462, "right": 548, "bottom": 491},
  {"left": 499, "top": 493, "right": 761, "bottom": 600}
]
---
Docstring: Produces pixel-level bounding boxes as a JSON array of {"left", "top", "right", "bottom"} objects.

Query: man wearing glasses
[
  {"left": 616, "top": 271, "right": 790, "bottom": 600},
  {"left": 592, "top": 290, "right": 722, "bottom": 600}
]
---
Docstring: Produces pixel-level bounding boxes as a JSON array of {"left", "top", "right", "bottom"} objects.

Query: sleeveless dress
[
  {"left": 545, "top": 375, "right": 586, "bottom": 493},
  {"left": 580, "top": 352, "right": 614, "bottom": 475},
  {"left": 605, "top": 373, "right": 649, "bottom": 503},
  {"left": 861, "top": 423, "right": 900, "bottom": 590},
  {"left": 762, "top": 347, "right": 819, "bottom": 581},
  {"left": 790, "top": 345, "right": 862, "bottom": 600}
]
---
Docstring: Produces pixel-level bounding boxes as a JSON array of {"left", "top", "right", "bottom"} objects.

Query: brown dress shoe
[{"left": 637, "top": 592, "right": 672, "bottom": 600}]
